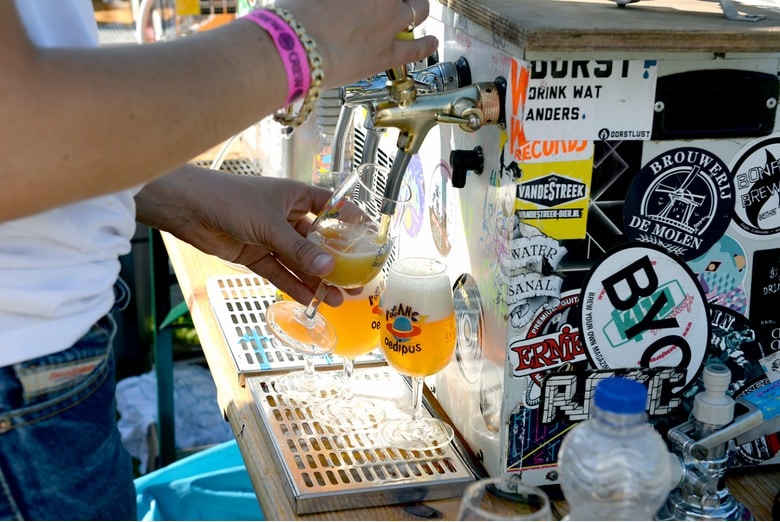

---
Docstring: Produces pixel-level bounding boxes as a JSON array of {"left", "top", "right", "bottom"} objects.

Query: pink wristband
[{"left": 242, "top": 9, "right": 311, "bottom": 105}]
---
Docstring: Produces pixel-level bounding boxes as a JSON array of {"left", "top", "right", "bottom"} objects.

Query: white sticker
[
  {"left": 579, "top": 243, "right": 708, "bottom": 391},
  {"left": 508, "top": 58, "right": 658, "bottom": 143}
]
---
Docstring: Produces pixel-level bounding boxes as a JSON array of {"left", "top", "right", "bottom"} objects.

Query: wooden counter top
[
  {"left": 162, "top": 234, "right": 468, "bottom": 520},
  {"left": 435, "top": 0, "right": 780, "bottom": 53},
  {"left": 163, "top": 232, "right": 780, "bottom": 520}
]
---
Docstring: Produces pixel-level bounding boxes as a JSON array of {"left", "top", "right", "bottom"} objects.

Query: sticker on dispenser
[
  {"left": 557, "top": 140, "right": 642, "bottom": 288},
  {"left": 429, "top": 161, "right": 455, "bottom": 256},
  {"left": 507, "top": 57, "right": 658, "bottom": 144},
  {"left": 579, "top": 242, "right": 709, "bottom": 391},
  {"left": 623, "top": 147, "right": 734, "bottom": 261},
  {"left": 508, "top": 289, "right": 588, "bottom": 409},
  {"left": 503, "top": 228, "right": 567, "bottom": 330},
  {"left": 762, "top": 351, "right": 780, "bottom": 382},
  {"left": 401, "top": 154, "right": 425, "bottom": 238},
  {"left": 687, "top": 234, "right": 748, "bottom": 314},
  {"left": 707, "top": 305, "right": 772, "bottom": 396},
  {"left": 730, "top": 135, "right": 780, "bottom": 237},
  {"left": 749, "top": 248, "right": 780, "bottom": 354},
  {"left": 515, "top": 158, "right": 593, "bottom": 240}
]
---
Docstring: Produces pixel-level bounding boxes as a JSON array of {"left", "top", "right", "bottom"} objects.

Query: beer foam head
[{"left": 385, "top": 257, "right": 453, "bottom": 320}]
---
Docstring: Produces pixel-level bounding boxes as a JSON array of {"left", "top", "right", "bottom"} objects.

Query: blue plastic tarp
[{"left": 134, "top": 440, "right": 265, "bottom": 521}]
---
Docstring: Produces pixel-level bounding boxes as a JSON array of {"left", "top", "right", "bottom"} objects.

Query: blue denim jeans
[{"left": 0, "top": 314, "right": 136, "bottom": 520}]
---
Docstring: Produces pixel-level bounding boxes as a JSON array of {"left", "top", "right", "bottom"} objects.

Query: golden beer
[
  {"left": 309, "top": 220, "right": 390, "bottom": 288},
  {"left": 382, "top": 314, "right": 456, "bottom": 377},
  {"left": 377, "top": 257, "right": 457, "bottom": 451},
  {"left": 264, "top": 163, "right": 408, "bottom": 403},
  {"left": 380, "top": 258, "right": 456, "bottom": 378},
  {"left": 276, "top": 274, "right": 382, "bottom": 359}
]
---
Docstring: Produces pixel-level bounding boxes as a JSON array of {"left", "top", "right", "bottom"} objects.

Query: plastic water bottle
[{"left": 557, "top": 377, "right": 676, "bottom": 520}]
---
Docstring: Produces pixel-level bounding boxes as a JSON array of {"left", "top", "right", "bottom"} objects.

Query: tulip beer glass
[
  {"left": 310, "top": 271, "right": 387, "bottom": 429},
  {"left": 379, "top": 257, "right": 457, "bottom": 450},
  {"left": 457, "top": 477, "right": 552, "bottom": 521},
  {"left": 266, "top": 163, "right": 409, "bottom": 399}
]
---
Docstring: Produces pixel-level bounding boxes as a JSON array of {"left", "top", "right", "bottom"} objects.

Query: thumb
[{"left": 277, "top": 229, "right": 335, "bottom": 277}]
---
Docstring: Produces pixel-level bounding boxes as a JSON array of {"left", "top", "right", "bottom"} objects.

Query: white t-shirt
[{"left": 0, "top": 0, "right": 138, "bottom": 366}]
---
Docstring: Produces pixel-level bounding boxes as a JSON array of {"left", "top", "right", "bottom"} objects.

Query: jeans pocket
[
  {"left": 0, "top": 315, "right": 136, "bottom": 520},
  {"left": 10, "top": 316, "right": 113, "bottom": 408}
]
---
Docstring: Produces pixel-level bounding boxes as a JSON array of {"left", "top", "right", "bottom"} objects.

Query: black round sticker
[{"left": 623, "top": 147, "right": 734, "bottom": 261}]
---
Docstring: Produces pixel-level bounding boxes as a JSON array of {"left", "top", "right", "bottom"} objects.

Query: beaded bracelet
[{"left": 241, "top": 7, "right": 324, "bottom": 127}]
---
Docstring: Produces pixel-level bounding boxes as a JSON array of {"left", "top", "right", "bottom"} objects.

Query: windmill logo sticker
[{"left": 623, "top": 147, "right": 734, "bottom": 261}]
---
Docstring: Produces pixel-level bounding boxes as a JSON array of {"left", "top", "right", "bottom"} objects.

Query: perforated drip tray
[
  {"left": 207, "top": 274, "right": 385, "bottom": 384},
  {"left": 246, "top": 368, "right": 476, "bottom": 515}
]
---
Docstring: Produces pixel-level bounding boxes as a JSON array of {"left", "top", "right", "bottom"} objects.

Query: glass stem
[
  {"left": 340, "top": 358, "right": 355, "bottom": 401},
  {"left": 411, "top": 376, "right": 424, "bottom": 422},
  {"left": 300, "top": 282, "right": 330, "bottom": 327},
  {"left": 302, "top": 354, "right": 316, "bottom": 378}
]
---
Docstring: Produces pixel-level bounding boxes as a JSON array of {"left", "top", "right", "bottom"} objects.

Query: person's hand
[
  {"left": 276, "top": 0, "right": 438, "bottom": 90},
  {"left": 135, "top": 166, "right": 344, "bottom": 307}
]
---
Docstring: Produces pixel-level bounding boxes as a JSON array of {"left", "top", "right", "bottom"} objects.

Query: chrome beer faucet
[
  {"left": 328, "top": 58, "right": 472, "bottom": 177},
  {"left": 657, "top": 363, "right": 780, "bottom": 521},
  {"left": 370, "top": 76, "right": 506, "bottom": 215}
]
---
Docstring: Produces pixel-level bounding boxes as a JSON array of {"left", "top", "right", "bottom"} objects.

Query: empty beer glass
[{"left": 457, "top": 477, "right": 553, "bottom": 521}]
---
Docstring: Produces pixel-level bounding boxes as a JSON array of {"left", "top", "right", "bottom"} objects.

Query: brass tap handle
[
  {"left": 385, "top": 76, "right": 417, "bottom": 107},
  {"left": 385, "top": 30, "right": 418, "bottom": 107},
  {"left": 434, "top": 107, "right": 484, "bottom": 131}
]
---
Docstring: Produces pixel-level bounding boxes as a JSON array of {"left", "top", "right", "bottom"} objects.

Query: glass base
[
  {"left": 312, "top": 395, "right": 386, "bottom": 431},
  {"left": 273, "top": 370, "right": 333, "bottom": 404},
  {"left": 378, "top": 417, "right": 454, "bottom": 451},
  {"left": 266, "top": 300, "right": 337, "bottom": 355}
]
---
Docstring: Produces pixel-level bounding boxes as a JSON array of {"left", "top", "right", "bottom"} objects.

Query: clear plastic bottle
[{"left": 558, "top": 377, "right": 676, "bottom": 521}]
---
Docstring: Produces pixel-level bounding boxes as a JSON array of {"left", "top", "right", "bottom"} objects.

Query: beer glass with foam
[
  {"left": 266, "top": 163, "right": 409, "bottom": 401},
  {"left": 378, "top": 257, "right": 457, "bottom": 450}
]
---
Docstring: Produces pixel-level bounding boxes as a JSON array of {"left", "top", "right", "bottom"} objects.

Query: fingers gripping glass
[{"left": 266, "top": 163, "right": 410, "bottom": 399}]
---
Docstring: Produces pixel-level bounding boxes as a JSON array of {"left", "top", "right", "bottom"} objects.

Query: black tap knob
[
  {"left": 455, "top": 56, "right": 472, "bottom": 88},
  {"left": 449, "top": 146, "right": 484, "bottom": 189}
]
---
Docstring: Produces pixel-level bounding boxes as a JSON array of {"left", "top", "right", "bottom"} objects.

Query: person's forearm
[
  {"left": 135, "top": 163, "right": 222, "bottom": 236},
  {"left": 0, "top": 20, "right": 285, "bottom": 221},
  {"left": 0, "top": 1, "right": 437, "bottom": 222},
  {"left": 134, "top": 167, "right": 188, "bottom": 233}
]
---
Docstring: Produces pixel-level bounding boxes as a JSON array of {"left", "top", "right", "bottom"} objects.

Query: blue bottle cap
[{"left": 594, "top": 378, "right": 647, "bottom": 414}]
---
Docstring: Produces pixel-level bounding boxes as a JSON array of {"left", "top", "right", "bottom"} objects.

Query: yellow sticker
[
  {"left": 176, "top": 0, "right": 200, "bottom": 16},
  {"left": 514, "top": 158, "right": 594, "bottom": 240}
]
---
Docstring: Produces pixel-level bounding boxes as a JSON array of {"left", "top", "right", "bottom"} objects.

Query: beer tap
[
  {"left": 372, "top": 77, "right": 506, "bottom": 215},
  {"left": 341, "top": 58, "right": 469, "bottom": 106},
  {"left": 329, "top": 57, "right": 472, "bottom": 180},
  {"left": 657, "top": 363, "right": 780, "bottom": 521}
]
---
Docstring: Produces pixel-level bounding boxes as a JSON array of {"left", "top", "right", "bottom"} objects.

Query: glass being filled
[{"left": 266, "top": 163, "right": 410, "bottom": 402}]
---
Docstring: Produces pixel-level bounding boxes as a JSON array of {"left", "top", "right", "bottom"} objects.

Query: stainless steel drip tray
[
  {"left": 246, "top": 368, "right": 475, "bottom": 515},
  {"left": 207, "top": 274, "right": 386, "bottom": 384}
]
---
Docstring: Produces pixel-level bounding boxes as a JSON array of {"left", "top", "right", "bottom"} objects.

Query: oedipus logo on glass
[{"left": 383, "top": 303, "right": 423, "bottom": 354}]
